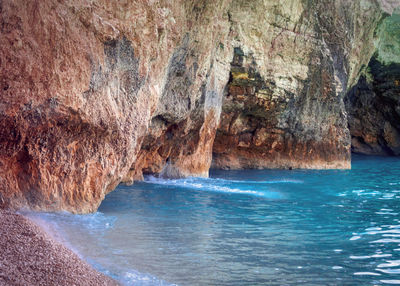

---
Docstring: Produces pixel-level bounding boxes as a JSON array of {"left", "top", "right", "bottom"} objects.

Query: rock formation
[
  {"left": 0, "top": 0, "right": 232, "bottom": 212},
  {"left": 345, "top": 12, "right": 400, "bottom": 155},
  {"left": 213, "top": 0, "right": 377, "bottom": 170},
  {"left": 0, "top": 0, "right": 398, "bottom": 213}
]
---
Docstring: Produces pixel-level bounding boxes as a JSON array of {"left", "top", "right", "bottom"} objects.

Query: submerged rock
[{"left": 0, "top": 0, "right": 398, "bottom": 212}]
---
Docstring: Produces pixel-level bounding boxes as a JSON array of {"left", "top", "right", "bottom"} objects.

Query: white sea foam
[
  {"left": 205, "top": 177, "right": 303, "bottom": 184},
  {"left": 354, "top": 272, "right": 381, "bottom": 276},
  {"left": 370, "top": 239, "right": 400, "bottom": 244},
  {"left": 377, "top": 269, "right": 400, "bottom": 274},
  {"left": 372, "top": 254, "right": 392, "bottom": 258},
  {"left": 332, "top": 266, "right": 343, "bottom": 270},
  {"left": 378, "top": 260, "right": 400, "bottom": 268},
  {"left": 122, "top": 271, "right": 177, "bottom": 286},
  {"left": 143, "top": 176, "right": 284, "bottom": 198},
  {"left": 350, "top": 255, "right": 371, "bottom": 260},
  {"left": 381, "top": 280, "right": 400, "bottom": 285}
]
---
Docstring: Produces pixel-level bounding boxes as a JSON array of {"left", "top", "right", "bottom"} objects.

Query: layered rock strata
[{"left": 0, "top": 0, "right": 398, "bottom": 212}]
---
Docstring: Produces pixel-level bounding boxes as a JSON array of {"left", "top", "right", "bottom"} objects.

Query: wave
[
  {"left": 182, "top": 176, "right": 302, "bottom": 185},
  {"left": 23, "top": 211, "right": 173, "bottom": 286},
  {"left": 122, "top": 271, "right": 177, "bottom": 286},
  {"left": 143, "top": 176, "right": 285, "bottom": 199}
]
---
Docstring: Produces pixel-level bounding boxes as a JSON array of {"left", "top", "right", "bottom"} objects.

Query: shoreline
[{"left": 0, "top": 209, "right": 118, "bottom": 286}]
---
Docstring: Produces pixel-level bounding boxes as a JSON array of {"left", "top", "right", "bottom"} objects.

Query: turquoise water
[{"left": 30, "top": 155, "right": 400, "bottom": 285}]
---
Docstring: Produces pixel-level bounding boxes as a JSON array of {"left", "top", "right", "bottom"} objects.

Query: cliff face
[
  {"left": 0, "top": 0, "right": 397, "bottom": 213},
  {"left": 345, "top": 12, "right": 400, "bottom": 155},
  {"left": 0, "top": 0, "right": 233, "bottom": 212},
  {"left": 124, "top": 2, "right": 232, "bottom": 182},
  {"left": 213, "top": 0, "right": 383, "bottom": 170}
]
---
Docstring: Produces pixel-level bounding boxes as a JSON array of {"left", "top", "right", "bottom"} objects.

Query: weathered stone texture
[
  {"left": 0, "top": 0, "right": 398, "bottom": 212},
  {"left": 345, "top": 12, "right": 400, "bottom": 156},
  {"left": 212, "top": 0, "right": 383, "bottom": 170},
  {"left": 345, "top": 58, "right": 400, "bottom": 155}
]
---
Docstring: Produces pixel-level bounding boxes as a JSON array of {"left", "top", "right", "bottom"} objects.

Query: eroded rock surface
[
  {"left": 0, "top": 0, "right": 398, "bottom": 212},
  {"left": 0, "top": 0, "right": 232, "bottom": 212},
  {"left": 345, "top": 58, "right": 400, "bottom": 155},
  {"left": 345, "top": 12, "right": 400, "bottom": 155},
  {"left": 212, "top": 0, "right": 382, "bottom": 169}
]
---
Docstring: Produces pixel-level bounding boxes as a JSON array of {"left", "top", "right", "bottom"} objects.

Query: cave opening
[{"left": 345, "top": 8, "right": 400, "bottom": 157}]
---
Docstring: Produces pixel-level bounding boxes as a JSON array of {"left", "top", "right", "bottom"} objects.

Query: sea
[{"left": 26, "top": 155, "right": 400, "bottom": 285}]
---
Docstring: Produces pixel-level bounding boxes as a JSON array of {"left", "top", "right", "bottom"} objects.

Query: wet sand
[{"left": 0, "top": 210, "right": 118, "bottom": 286}]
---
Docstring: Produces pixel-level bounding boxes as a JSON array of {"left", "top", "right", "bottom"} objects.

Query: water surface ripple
[{"left": 31, "top": 155, "right": 400, "bottom": 285}]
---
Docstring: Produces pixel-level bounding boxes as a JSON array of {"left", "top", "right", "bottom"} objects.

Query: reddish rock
[
  {"left": 0, "top": 0, "right": 231, "bottom": 212},
  {"left": 0, "top": 0, "right": 397, "bottom": 213}
]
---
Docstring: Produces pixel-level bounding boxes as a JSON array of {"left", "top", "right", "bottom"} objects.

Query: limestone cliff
[
  {"left": 345, "top": 11, "right": 400, "bottom": 155},
  {"left": 0, "top": 0, "right": 398, "bottom": 213},
  {"left": 213, "top": 0, "right": 382, "bottom": 170}
]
